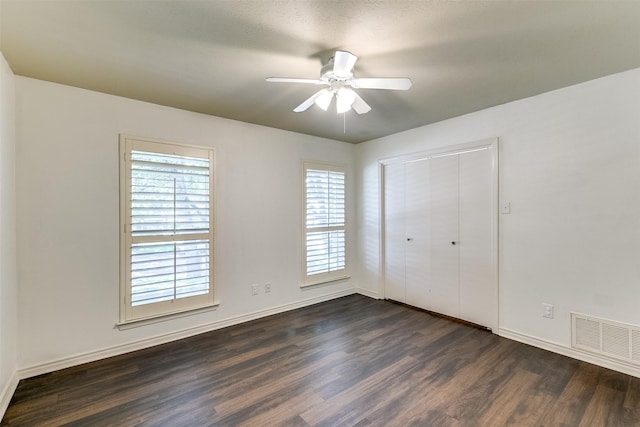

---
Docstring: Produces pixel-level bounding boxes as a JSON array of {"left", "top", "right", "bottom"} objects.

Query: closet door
[
  {"left": 404, "top": 160, "right": 430, "bottom": 310},
  {"left": 459, "top": 148, "right": 496, "bottom": 328},
  {"left": 383, "top": 162, "right": 406, "bottom": 302},
  {"left": 427, "top": 154, "right": 460, "bottom": 318},
  {"left": 382, "top": 141, "right": 497, "bottom": 331}
]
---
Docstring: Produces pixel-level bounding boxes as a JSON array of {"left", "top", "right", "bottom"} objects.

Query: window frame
[
  {"left": 119, "top": 135, "right": 216, "bottom": 325},
  {"left": 302, "top": 161, "right": 348, "bottom": 287}
]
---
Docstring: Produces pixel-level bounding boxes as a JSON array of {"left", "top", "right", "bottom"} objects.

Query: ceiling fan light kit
[
  {"left": 266, "top": 50, "right": 412, "bottom": 115},
  {"left": 315, "top": 89, "right": 333, "bottom": 111}
]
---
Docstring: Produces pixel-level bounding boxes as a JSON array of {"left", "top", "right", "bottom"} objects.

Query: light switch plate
[{"left": 501, "top": 201, "right": 511, "bottom": 214}]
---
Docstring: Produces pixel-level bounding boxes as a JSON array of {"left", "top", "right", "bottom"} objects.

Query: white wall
[
  {"left": 10, "top": 64, "right": 640, "bottom": 382},
  {"left": 357, "top": 68, "right": 640, "bottom": 359},
  {"left": 15, "top": 77, "right": 357, "bottom": 371},
  {"left": 0, "top": 52, "right": 18, "bottom": 413}
]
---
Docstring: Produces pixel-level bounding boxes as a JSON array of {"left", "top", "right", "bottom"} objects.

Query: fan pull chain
[{"left": 343, "top": 112, "right": 347, "bottom": 134}]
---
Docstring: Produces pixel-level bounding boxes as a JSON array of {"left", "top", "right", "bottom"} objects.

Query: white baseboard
[
  {"left": 498, "top": 327, "right": 640, "bottom": 378},
  {"left": 0, "top": 371, "right": 19, "bottom": 420},
  {"left": 355, "top": 287, "right": 380, "bottom": 299},
  {"left": 18, "top": 289, "right": 357, "bottom": 380},
  {"left": 12, "top": 293, "right": 639, "bottom": 418}
]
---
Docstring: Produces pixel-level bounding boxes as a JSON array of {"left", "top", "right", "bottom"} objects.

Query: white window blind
[
  {"left": 304, "top": 162, "right": 347, "bottom": 285},
  {"left": 120, "top": 136, "right": 215, "bottom": 323}
]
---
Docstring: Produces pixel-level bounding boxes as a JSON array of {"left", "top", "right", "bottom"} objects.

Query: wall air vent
[{"left": 572, "top": 313, "right": 640, "bottom": 365}]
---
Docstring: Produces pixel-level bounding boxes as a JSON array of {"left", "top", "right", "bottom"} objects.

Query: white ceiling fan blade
[
  {"left": 294, "top": 89, "right": 330, "bottom": 112},
  {"left": 351, "top": 91, "right": 372, "bottom": 114},
  {"left": 333, "top": 51, "right": 358, "bottom": 78},
  {"left": 266, "top": 77, "right": 325, "bottom": 84},
  {"left": 351, "top": 77, "right": 412, "bottom": 90}
]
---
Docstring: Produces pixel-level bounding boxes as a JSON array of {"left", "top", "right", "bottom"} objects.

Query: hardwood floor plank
[
  {"left": 3, "top": 295, "right": 640, "bottom": 426},
  {"left": 438, "top": 341, "right": 525, "bottom": 422},
  {"left": 213, "top": 351, "right": 344, "bottom": 417},
  {"left": 475, "top": 368, "right": 541, "bottom": 426},
  {"left": 621, "top": 376, "right": 640, "bottom": 424},
  {"left": 579, "top": 382, "right": 626, "bottom": 427},
  {"left": 302, "top": 355, "right": 419, "bottom": 426}
]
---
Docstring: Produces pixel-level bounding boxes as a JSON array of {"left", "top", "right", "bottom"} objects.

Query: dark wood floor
[{"left": 3, "top": 295, "right": 640, "bottom": 426}]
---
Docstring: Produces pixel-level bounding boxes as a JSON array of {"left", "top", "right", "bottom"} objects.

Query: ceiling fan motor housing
[
  {"left": 320, "top": 60, "right": 334, "bottom": 79},
  {"left": 320, "top": 57, "right": 352, "bottom": 83}
]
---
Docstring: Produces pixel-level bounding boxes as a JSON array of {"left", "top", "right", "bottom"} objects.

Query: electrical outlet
[
  {"left": 264, "top": 282, "right": 271, "bottom": 293},
  {"left": 543, "top": 303, "right": 554, "bottom": 319},
  {"left": 251, "top": 284, "right": 259, "bottom": 296}
]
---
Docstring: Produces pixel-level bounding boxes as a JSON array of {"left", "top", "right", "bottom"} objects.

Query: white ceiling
[{"left": 2, "top": 0, "right": 639, "bottom": 143}]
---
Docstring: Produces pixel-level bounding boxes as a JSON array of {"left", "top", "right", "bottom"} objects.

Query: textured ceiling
[{"left": 2, "top": 0, "right": 640, "bottom": 143}]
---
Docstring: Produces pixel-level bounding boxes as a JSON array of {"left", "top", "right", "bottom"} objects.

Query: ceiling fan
[{"left": 266, "top": 50, "right": 412, "bottom": 114}]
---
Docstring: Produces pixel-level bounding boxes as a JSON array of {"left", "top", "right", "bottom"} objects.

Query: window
[
  {"left": 119, "top": 135, "right": 215, "bottom": 323},
  {"left": 303, "top": 161, "right": 347, "bottom": 285}
]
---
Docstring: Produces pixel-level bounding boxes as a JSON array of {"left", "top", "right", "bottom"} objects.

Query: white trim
[
  {"left": 119, "top": 133, "right": 214, "bottom": 152},
  {"left": 116, "top": 303, "right": 220, "bottom": 330},
  {"left": 119, "top": 134, "right": 216, "bottom": 323},
  {"left": 302, "top": 160, "right": 348, "bottom": 285},
  {"left": 378, "top": 137, "right": 499, "bottom": 166},
  {"left": 17, "top": 289, "right": 356, "bottom": 380},
  {"left": 0, "top": 371, "right": 19, "bottom": 419},
  {"left": 378, "top": 161, "right": 386, "bottom": 300},
  {"left": 498, "top": 327, "right": 640, "bottom": 379},
  {"left": 355, "top": 288, "right": 381, "bottom": 299},
  {"left": 7, "top": 294, "right": 639, "bottom": 416},
  {"left": 300, "top": 275, "right": 350, "bottom": 288}
]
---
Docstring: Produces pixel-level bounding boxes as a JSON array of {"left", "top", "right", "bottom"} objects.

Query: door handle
[
  {"left": 407, "top": 238, "right": 413, "bottom": 241},
  {"left": 451, "top": 241, "right": 457, "bottom": 245}
]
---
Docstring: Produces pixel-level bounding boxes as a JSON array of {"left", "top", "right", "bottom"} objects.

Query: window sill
[
  {"left": 116, "top": 303, "right": 219, "bottom": 330},
  {"left": 301, "top": 275, "right": 350, "bottom": 289}
]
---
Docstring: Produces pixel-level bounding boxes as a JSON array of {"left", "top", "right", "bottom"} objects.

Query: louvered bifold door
[{"left": 122, "top": 137, "right": 214, "bottom": 322}]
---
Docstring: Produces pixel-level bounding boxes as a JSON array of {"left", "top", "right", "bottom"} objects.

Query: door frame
[{"left": 379, "top": 137, "right": 499, "bottom": 331}]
